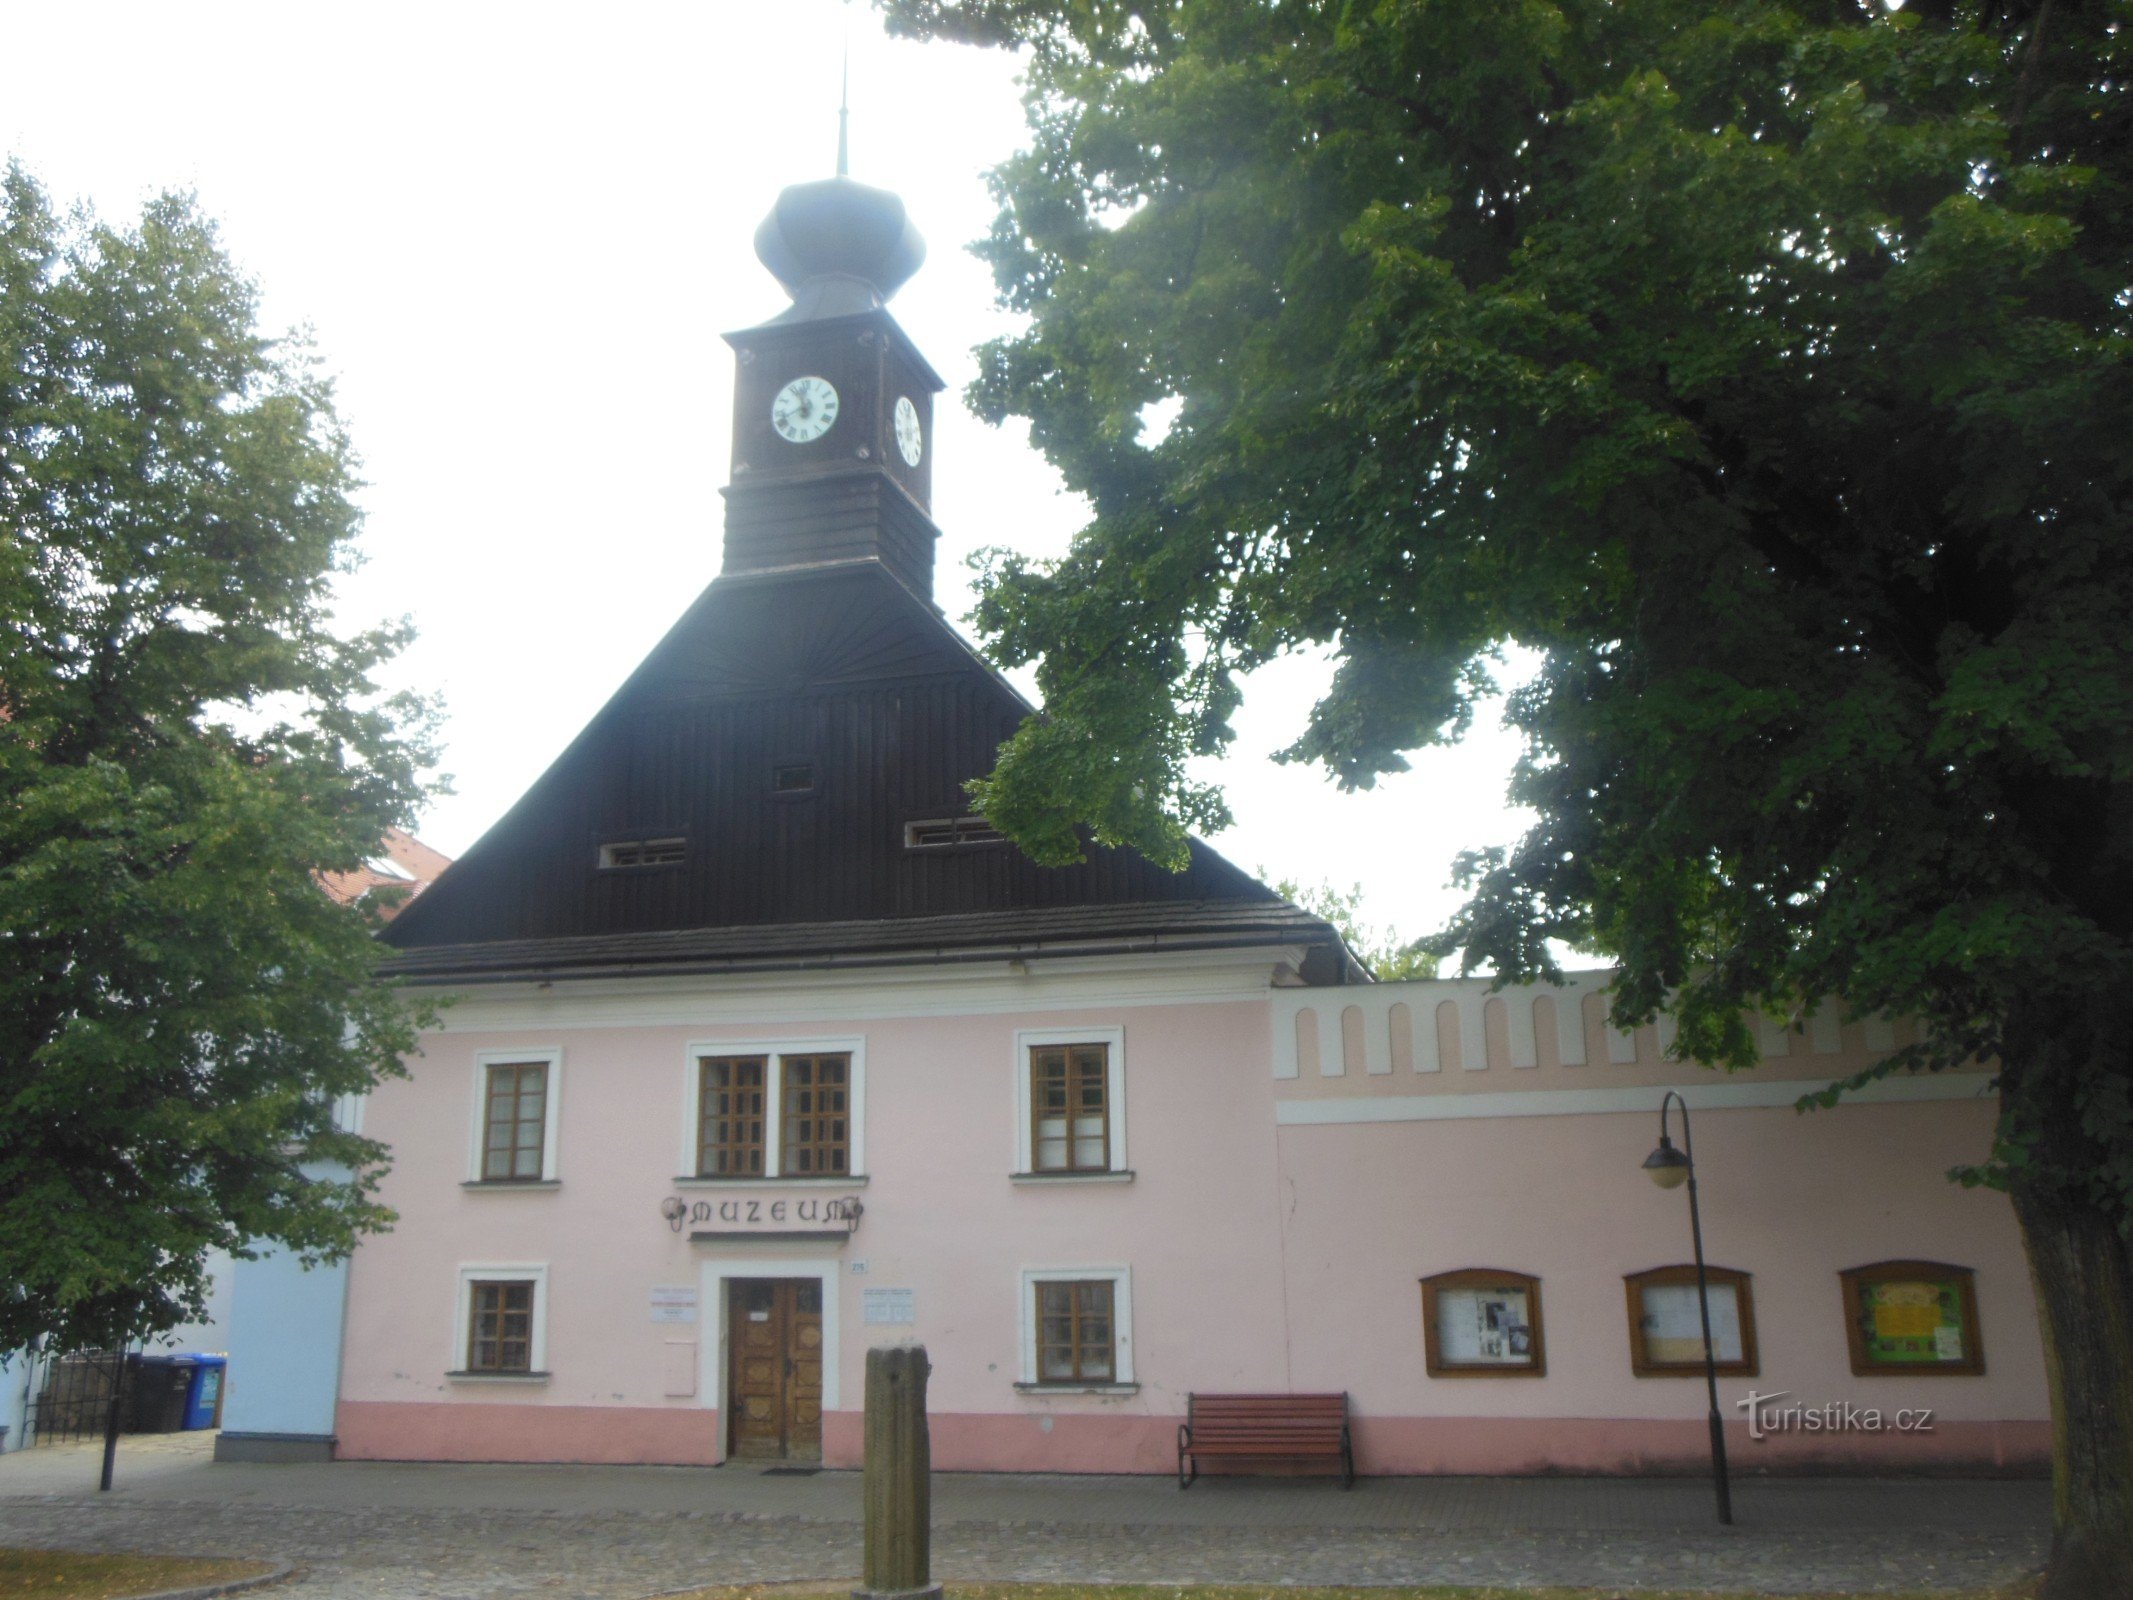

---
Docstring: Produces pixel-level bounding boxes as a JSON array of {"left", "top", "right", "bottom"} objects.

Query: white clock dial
[
  {"left": 894, "top": 395, "right": 923, "bottom": 467},
  {"left": 771, "top": 375, "right": 840, "bottom": 443}
]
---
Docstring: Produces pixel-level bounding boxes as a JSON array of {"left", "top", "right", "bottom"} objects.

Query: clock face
[
  {"left": 771, "top": 375, "right": 839, "bottom": 443},
  {"left": 893, "top": 396, "right": 923, "bottom": 467}
]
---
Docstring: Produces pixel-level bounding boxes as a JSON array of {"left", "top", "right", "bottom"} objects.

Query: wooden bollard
[{"left": 854, "top": 1344, "right": 941, "bottom": 1600}]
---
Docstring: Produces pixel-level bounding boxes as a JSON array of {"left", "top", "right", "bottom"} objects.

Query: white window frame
[
  {"left": 452, "top": 1262, "right": 550, "bottom": 1378},
  {"left": 679, "top": 1036, "right": 867, "bottom": 1182},
  {"left": 1012, "top": 1025, "right": 1128, "bottom": 1177},
  {"left": 1017, "top": 1265, "right": 1135, "bottom": 1389},
  {"left": 466, "top": 1048, "right": 563, "bottom": 1184}
]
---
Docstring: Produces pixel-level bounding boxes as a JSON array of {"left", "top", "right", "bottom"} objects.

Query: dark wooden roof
[
  {"left": 380, "top": 899, "right": 1347, "bottom": 984},
  {"left": 383, "top": 560, "right": 1361, "bottom": 984}
]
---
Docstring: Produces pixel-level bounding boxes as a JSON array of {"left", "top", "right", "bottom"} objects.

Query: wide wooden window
[
  {"left": 1625, "top": 1265, "right": 1759, "bottom": 1377},
  {"left": 1421, "top": 1268, "right": 1546, "bottom": 1377},
  {"left": 699, "top": 1056, "right": 769, "bottom": 1176},
  {"left": 1030, "top": 1043, "right": 1110, "bottom": 1172},
  {"left": 467, "top": 1280, "right": 535, "bottom": 1373},
  {"left": 780, "top": 1054, "right": 851, "bottom": 1176},
  {"left": 1034, "top": 1279, "right": 1115, "bottom": 1384},
  {"left": 1840, "top": 1261, "right": 1984, "bottom": 1376},
  {"left": 480, "top": 1061, "right": 549, "bottom": 1182}
]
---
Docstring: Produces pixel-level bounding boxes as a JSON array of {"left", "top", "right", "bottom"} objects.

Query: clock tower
[{"left": 721, "top": 175, "right": 947, "bottom": 603}]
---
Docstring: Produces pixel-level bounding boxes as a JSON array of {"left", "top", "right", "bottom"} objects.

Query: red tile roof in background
[{"left": 320, "top": 829, "right": 454, "bottom": 920}]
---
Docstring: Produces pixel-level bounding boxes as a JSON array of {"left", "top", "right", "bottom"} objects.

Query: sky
[{"left": 5, "top": 0, "right": 1535, "bottom": 954}]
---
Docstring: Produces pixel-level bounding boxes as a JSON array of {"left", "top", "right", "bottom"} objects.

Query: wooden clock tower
[{"left": 721, "top": 176, "right": 947, "bottom": 603}]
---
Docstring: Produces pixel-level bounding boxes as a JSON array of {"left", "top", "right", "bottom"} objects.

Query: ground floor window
[
  {"left": 1018, "top": 1266, "right": 1134, "bottom": 1389},
  {"left": 452, "top": 1264, "right": 548, "bottom": 1378}
]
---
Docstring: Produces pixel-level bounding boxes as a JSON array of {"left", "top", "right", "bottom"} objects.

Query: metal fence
[{"left": 22, "top": 1350, "right": 131, "bottom": 1446}]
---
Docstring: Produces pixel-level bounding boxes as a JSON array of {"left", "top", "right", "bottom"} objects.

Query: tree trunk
[{"left": 2011, "top": 1180, "right": 2133, "bottom": 1600}]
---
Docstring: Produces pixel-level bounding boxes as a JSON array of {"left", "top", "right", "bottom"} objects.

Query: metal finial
[{"left": 836, "top": 13, "right": 851, "bottom": 178}]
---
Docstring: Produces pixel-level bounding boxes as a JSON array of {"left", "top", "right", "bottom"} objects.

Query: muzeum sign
[{"left": 661, "top": 1193, "right": 863, "bottom": 1236}]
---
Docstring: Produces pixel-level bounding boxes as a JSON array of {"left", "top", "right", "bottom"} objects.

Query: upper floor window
[
  {"left": 1625, "top": 1264, "right": 1758, "bottom": 1377},
  {"left": 468, "top": 1049, "right": 561, "bottom": 1185},
  {"left": 684, "top": 1039, "right": 865, "bottom": 1181},
  {"left": 1013, "top": 1027, "right": 1128, "bottom": 1180},
  {"left": 1839, "top": 1260, "right": 1984, "bottom": 1376}
]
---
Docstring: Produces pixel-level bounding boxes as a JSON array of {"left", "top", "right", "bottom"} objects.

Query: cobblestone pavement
[{"left": 0, "top": 1435, "right": 2048, "bottom": 1597}]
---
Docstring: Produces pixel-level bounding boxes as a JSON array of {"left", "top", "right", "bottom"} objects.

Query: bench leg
[
  {"left": 1177, "top": 1427, "right": 1195, "bottom": 1490},
  {"left": 1342, "top": 1432, "right": 1355, "bottom": 1490}
]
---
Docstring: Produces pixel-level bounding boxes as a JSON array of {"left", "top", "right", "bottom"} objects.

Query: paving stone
[{"left": 0, "top": 1434, "right": 2047, "bottom": 1597}]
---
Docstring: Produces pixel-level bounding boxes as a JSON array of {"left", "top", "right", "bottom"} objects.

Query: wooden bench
[{"left": 1177, "top": 1392, "right": 1354, "bottom": 1488}]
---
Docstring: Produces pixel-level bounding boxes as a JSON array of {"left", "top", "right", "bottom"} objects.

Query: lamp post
[{"left": 1642, "top": 1090, "right": 1733, "bottom": 1526}]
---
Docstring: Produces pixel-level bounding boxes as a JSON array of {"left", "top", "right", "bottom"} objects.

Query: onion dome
[{"left": 754, "top": 177, "right": 926, "bottom": 323}]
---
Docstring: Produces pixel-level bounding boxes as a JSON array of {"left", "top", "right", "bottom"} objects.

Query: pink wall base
[
  {"left": 336, "top": 1400, "right": 722, "bottom": 1465},
  {"left": 339, "top": 1401, "right": 2048, "bottom": 1476}
]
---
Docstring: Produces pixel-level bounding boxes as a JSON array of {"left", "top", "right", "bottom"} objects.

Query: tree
[
  {"left": 0, "top": 167, "right": 436, "bottom": 1354},
  {"left": 879, "top": 3, "right": 2131, "bottom": 1591}
]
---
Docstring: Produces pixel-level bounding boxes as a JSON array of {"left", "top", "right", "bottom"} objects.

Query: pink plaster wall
[
  {"left": 338, "top": 994, "right": 1293, "bottom": 1462},
  {"left": 337, "top": 975, "right": 2048, "bottom": 1475},
  {"left": 1274, "top": 1099, "right": 2048, "bottom": 1471}
]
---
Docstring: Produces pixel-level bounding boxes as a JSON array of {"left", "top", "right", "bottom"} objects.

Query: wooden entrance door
[{"left": 726, "top": 1278, "right": 824, "bottom": 1461}]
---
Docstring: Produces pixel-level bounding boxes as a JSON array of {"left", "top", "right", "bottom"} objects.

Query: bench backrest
[{"left": 1188, "top": 1392, "right": 1347, "bottom": 1444}]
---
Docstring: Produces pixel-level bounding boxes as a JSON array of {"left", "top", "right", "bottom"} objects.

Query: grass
[
  {"left": 658, "top": 1586, "right": 2042, "bottom": 1600},
  {"left": 0, "top": 1548, "right": 274, "bottom": 1599}
]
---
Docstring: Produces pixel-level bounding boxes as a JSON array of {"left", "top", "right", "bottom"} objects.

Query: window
[
  {"left": 598, "top": 836, "right": 686, "bottom": 869},
  {"left": 468, "top": 1280, "right": 535, "bottom": 1372},
  {"left": 1625, "top": 1265, "right": 1758, "bottom": 1377},
  {"left": 904, "top": 816, "right": 1005, "bottom": 849},
  {"left": 451, "top": 1264, "right": 548, "bottom": 1379},
  {"left": 1036, "top": 1280, "right": 1113, "bottom": 1382},
  {"left": 1839, "top": 1261, "right": 1984, "bottom": 1376},
  {"left": 780, "top": 1054, "right": 850, "bottom": 1176},
  {"left": 681, "top": 1039, "right": 865, "bottom": 1181},
  {"left": 1421, "top": 1268, "right": 1546, "bottom": 1377},
  {"left": 468, "top": 1050, "right": 561, "bottom": 1184},
  {"left": 1013, "top": 1027, "right": 1127, "bottom": 1178},
  {"left": 771, "top": 762, "right": 817, "bottom": 795},
  {"left": 1018, "top": 1267, "right": 1134, "bottom": 1389},
  {"left": 1031, "top": 1044, "right": 1108, "bottom": 1172},
  {"left": 699, "top": 1056, "right": 769, "bottom": 1176}
]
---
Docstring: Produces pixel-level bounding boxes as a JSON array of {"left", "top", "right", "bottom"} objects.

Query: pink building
[{"left": 332, "top": 172, "right": 2048, "bottom": 1477}]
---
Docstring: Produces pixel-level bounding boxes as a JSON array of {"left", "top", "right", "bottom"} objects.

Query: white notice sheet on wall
[
  {"left": 1641, "top": 1283, "right": 1742, "bottom": 1363},
  {"left": 649, "top": 1286, "right": 699, "bottom": 1324},
  {"left": 863, "top": 1287, "right": 915, "bottom": 1325},
  {"left": 1436, "top": 1286, "right": 1534, "bottom": 1364}
]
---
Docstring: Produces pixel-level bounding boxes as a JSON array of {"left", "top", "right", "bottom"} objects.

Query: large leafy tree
[
  {"left": 0, "top": 167, "right": 435, "bottom": 1353},
  {"left": 881, "top": 1, "right": 2131, "bottom": 1590}
]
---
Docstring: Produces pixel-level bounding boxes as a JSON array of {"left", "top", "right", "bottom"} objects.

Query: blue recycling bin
[{"left": 179, "top": 1356, "right": 226, "bottom": 1430}]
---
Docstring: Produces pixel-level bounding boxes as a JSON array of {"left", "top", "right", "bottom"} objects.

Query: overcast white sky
[{"left": 7, "top": 0, "right": 1535, "bottom": 952}]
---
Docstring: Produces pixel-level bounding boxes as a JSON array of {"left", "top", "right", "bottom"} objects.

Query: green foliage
[
  {"left": 1272, "top": 878, "right": 1438, "bottom": 981},
  {"left": 881, "top": 3, "right": 2133, "bottom": 1223},
  {"left": 0, "top": 167, "right": 439, "bottom": 1350}
]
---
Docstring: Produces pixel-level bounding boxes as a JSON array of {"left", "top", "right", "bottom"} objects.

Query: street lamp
[{"left": 1643, "top": 1090, "right": 1733, "bottom": 1525}]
